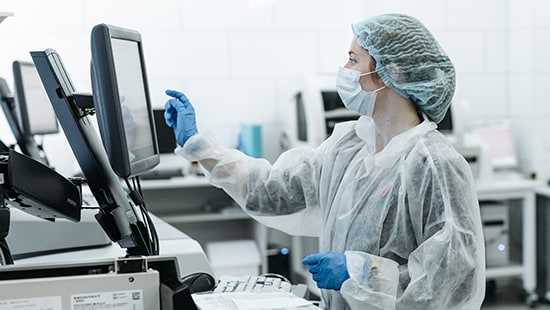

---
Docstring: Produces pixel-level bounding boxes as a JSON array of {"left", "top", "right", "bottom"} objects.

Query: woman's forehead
[{"left": 349, "top": 37, "right": 371, "bottom": 59}]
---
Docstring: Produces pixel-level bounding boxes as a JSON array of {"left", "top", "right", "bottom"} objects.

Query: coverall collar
[{"left": 355, "top": 115, "right": 437, "bottom": 168}]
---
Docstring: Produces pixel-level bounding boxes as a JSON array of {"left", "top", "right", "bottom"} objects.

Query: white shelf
[
  {"left": 140, "top": 178, "right": 270, "bottom": 274},
  {"left": 486, "top": 264, "right": 523, "bottom": 279},
  {"left": 477, "top": 177, "right": 537, "bottom": 300},
  {"left": 140, "top": 175, "right": 210, "bottom": 189},
  {"left": 161, "top": 209, "right": 249, "bottom": 223}
]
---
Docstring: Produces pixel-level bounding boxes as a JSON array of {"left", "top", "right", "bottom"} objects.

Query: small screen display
[
  {"left": 19, "top": 64, "right": 58, "bottom": 135},
  {"left": 111, "top": 38, "right": 155, "bottom": 165}
]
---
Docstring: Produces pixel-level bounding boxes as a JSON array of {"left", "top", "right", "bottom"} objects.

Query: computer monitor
[
  {"left": 0, "top": 76, "right": 50, "bottom": 165},
  {"left": 31, "top": 48, "right": 156, "bottom": 256},
  {"left": 153, "top": 109, "right": 177, "bottom": 154},
  {"left": 437, "top": 107, "right": 453, "bottom": 135},
  {"left": 13, "top": 61, "right": 59, "bottom": 136},
  {"left": 90, "top": 23, "right": 159, "bottom": 178},
  {"left": 284, "top": 74, "right": 358, "bottom": 149}
]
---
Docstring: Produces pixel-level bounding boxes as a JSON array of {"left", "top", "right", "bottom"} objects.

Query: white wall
[{"left": 0, "top": 0, "right": 548, "bottom": 181}]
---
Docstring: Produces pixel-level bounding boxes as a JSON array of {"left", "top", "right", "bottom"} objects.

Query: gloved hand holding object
[
  {"left": 164, "top": 89, "right": 198, "bottom": 146},
  {"left": 302, "top": 252, "right": 351, "bottom": 291}
]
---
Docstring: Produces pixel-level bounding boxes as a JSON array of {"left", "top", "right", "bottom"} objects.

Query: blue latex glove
[
  {"left": 164, "top": 89, "right": 198, "bottom": 147},
  {"left": 302, "top": 252, "right": 350, "bottom": 291}
]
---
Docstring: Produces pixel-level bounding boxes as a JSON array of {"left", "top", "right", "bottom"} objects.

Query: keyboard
[{"left": 214, "top": 275, "right": 292, "bottom": 294}]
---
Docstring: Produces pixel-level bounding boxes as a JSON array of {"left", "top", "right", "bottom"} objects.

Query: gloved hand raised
[
  {"left": 164, "top": 89, "right": 198, "bottom": 147},
  {"left": 302, "top": 252, "right": 350, "bottom": 291}
]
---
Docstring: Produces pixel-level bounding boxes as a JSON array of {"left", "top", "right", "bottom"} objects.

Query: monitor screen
[
  {"left": 31, "top": 48, "right": 155, "bottom": 255},
  {"left": 91, "top": 23, "right": 159, "bottom": 178},
  {"left": 438, "top": 107, "right": 453, "bottom": 134},
  {"left": 0, "top": 76, "right": 49, "bottom": 165},
  {"left": 13, "top": 61, "right": 59, "bottom": 136},
  {"left": 153, "top": 109, "right": 177, "bottom": 154}
]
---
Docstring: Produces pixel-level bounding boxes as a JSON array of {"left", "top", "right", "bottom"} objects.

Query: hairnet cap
[{"left": 352, "top": 14, "right": 456, "bottom": 123}]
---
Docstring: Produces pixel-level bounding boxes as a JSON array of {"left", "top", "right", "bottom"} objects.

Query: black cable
[
  {"left": 136, "top": 175, "right": 159, "bottom": 255},
  {"left": 124, "top": 177, "right": 152, "bottom": 255},
  {"left": 126, "top": 176, "right": 159, "bottom": 255},
  {"left": 0, "top": 240, "right": 14, "bottom": 265}
]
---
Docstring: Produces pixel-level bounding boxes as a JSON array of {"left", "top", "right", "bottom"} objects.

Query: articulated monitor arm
[
  {"left": 0, "top": 149, "right": 83, "bottom": 265},
  {"left": 0, "top": 190, "right": 13, "bottom": 265}
]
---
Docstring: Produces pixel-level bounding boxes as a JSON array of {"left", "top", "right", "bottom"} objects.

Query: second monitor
[
  {"left": 13, "top": 60, "right": 59, "bottom": 137},
  {"left": 91, "top": 23, "right": 159, "bottom": 179}
]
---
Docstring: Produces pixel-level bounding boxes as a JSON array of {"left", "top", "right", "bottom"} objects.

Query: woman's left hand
[{"left": 302, "top": 252, "right": 350, "bottom": 290}]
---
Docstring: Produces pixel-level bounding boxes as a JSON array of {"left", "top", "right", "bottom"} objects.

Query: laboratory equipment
[
  {"left": 0, "top": 256, "right": 202, "bottom": 310},
  {"left": 31, "top": 48, "right": 155, "bottom": 256},
  {"left": 0, "top": 74, "right": 52, "bottom": 166},
  {"left": 281, "top": 73, "right": 359, "bottom": 150},
  {"left": 0, "top": 148, "right": 87, "bottom": 264},
  {"left": 13, "top": 61, "right": 59, "bottom": 137},
  {"left": 7, "top": 207, "right": 111, "bottom": 260},
  {"left": 480, "top": 202, "right": 510, "bottom": 267},
  {"left": 90, "top": 23, "right": 160, "bottom": 178},
  {"left": 437, "top": 107, "right": 453, "bottom": 135},
  {"left": 153, "top": 108, "right": 177, "bottom": 154},
  {"left": 0, "top": 149, "right": 80, "bottom": 222}
]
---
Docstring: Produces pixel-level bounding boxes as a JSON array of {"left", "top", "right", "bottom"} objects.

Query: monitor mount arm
[
  {"left": 70, "top": 93, "right": 154, "bottom": 257},
  {"left": 0, "top": 154, "right": 13, "bottom": 265},
  {"left": 72, "top": 92, "right": 95, "bottom": 116},
  {"left": 0, "top": 190, "right": 14, "bottom": 265},
  {"left": 0, "top": 144, "right": 12, "bottom": 264},
  {"left": 0, "top": 149, "right": 83, "bottom": 265}
]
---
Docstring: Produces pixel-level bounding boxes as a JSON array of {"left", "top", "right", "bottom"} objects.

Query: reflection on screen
[
  {"left": 20, "top": 64, "right": 58, "bottom": 135},
  {"left": 111, "top": 38, "right": 154, "bottom": 165}
]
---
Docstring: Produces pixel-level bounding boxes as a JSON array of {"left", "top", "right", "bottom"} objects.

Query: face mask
[{"left": 336, "top": 66, "right": 386, "bottom": 117}]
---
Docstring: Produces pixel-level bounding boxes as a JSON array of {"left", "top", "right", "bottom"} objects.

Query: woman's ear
[{"left": 386, "top": 63, "right": 401, "bottom": 82}]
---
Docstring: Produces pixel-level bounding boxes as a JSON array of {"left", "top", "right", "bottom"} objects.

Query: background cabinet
[
  {"left": 140, "top": 176, "right": 272, "bottom": 275},
  {"left": 476, "top": 174, "right": 538, "bottom": 305}
]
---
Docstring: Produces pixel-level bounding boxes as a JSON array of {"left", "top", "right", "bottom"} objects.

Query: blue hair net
[{"left": 352, "top": 14, "right": 455, "bottom": 123}]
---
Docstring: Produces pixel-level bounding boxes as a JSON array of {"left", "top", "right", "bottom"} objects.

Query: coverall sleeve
[
  {"left": 394, "top": 148, "right": 485, "bottom": 309},
  {"left": 177, "top": 133, "right": 325, "bottom": 236},
  {"left": 341, "top": 146, "right": 485, "bottom": 310}
]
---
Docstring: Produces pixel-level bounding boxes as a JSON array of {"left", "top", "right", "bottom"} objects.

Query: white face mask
[{"left": 336, "top": 66, "right": 386, "bottom": 117}]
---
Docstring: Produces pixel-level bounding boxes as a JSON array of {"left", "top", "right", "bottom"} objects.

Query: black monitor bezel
[
  {"left": 90, "top": 23, "right": 159, "bottom": 178},
  {"left": 12, "top": 60, "right": 59, "bottom": 136}
]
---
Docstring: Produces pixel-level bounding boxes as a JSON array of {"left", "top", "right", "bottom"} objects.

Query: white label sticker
[
  {"left": 71, "top": 290, "right": 143, "bottom": 310},
  {"left": 0, "top": 296, "right": 62, "bottom": 309}
]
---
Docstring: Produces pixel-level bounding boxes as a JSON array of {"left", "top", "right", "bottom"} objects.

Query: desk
[
  {"left": 476, "top": 173, "right": 539, "bottom": 305},
  {"left": 1, "top": 213, "right": 215, "bottom": 309},
  {"left": 10, "top": 212, "right": 214, "bottom": 279}
]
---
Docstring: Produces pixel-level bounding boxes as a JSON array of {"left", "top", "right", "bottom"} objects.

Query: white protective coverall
[{"left": 177, "top": 115, "right": 486, "bottom": 309}]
